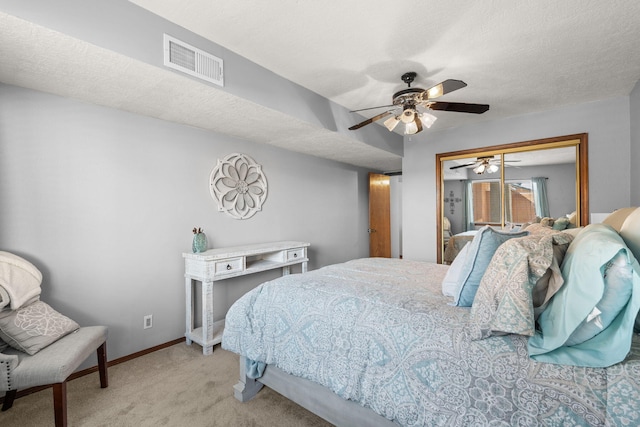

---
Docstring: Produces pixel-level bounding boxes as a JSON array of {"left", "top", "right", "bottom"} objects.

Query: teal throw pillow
[
  {"left": 454, "top": 226, "right": 528, "bottom": 307},
  {"left": 552, "top": 217, "right": 570, "bottom": 230}
]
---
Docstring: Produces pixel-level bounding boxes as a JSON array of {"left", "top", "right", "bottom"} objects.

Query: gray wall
[
  {"left": 390, "top": 175, "right": 402, "bottom": 258},
  {"left": 0, "top": 84, "right": 370, "bottom": 362},
  {"left": 404, "top": 96, "right": 633, "bottom": 262},
  {"left": 631, "top": 81, "right": 640, "bottom": 206}
]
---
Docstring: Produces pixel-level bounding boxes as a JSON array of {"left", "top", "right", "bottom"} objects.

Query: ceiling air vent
[{"left": 163, "top": 34, "right": 224, "bottom": 87}]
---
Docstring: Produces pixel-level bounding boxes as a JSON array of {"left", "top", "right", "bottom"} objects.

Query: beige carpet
[{"left": 0, "top": 343, "right": 333, "bottom": 426}]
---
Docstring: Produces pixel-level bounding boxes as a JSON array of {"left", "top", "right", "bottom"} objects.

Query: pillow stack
[
  {"left": 449, "top": 226, "right": 528, "bottom": 307},
  {"left": 441, "top": 208, "right": 640, "bottom": 368},
  {"left": 528, "top": 223, "right": 640, "bottom": 367},
  {"left": 468, "top": 225, "right": 572, "bottom": 340},
  {"left": 0, "top": 251, "right": 80, "bottom": 355}
]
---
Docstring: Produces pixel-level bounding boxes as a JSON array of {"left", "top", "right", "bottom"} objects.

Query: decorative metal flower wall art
[{"left": 209, "top": 153, "right": 268, "bottom": 219}]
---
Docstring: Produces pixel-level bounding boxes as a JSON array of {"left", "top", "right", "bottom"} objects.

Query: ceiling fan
[
  {"left": 348, "top": 72, "right": 490, "bottom": 135},
  {"left": 449, "top": 156, "right": 520, "bottom": 174}
]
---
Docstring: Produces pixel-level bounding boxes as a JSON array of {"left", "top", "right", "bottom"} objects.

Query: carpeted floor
[{"left": 0, "top": 343, "right": 333, "bottom": 426}]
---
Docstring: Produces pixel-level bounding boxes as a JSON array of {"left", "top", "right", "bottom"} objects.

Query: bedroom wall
[
  {"left": 631, "top": 80, "right": 640, "bottom": 206},
  {"left": 0, "top": 83, "right": 371, "bottom": 362},
  {"left": 403, "top": 96, "right": 633, "bottom": 262},
  {"left": 390, "top": 175, "right": 403, "bottom": 258}
]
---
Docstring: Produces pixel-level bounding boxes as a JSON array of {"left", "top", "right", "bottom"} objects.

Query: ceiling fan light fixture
[
  {"left": 404, "top": 116, "right": 423, "bottom": 135},
  {"left": 348, "top": 73, "right": 488, "bottom": 133},
  {"left": 487, "top": 164, "right": 499, "bottom": 173},
  {"left": 473, "top": 163, "right": 486, "bottom": 174},
  {"left": 426, "top": 84, "right": 443, "bottom": 99},
  {"left": 421, "top": 112, "right": 437, "bottom": 129},
  {"left": 384, "top": 115, "right": 400, "bottom": 131},
  {"left": 400, "top": 109, "right": 416, "bottom": 124}
]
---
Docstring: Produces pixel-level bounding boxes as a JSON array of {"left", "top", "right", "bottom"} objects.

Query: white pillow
[
  {"left": 561, "top": 227, "right": 583, "bottom": 238},
  {"left": 620, "top": 208, "right": 640, "bottom": 262},
  {"left": 441, "top": 243, "right": 470, "bottom": 297},
  {"left": 603, "top": 207, "right": 638, "bottom": 232}
]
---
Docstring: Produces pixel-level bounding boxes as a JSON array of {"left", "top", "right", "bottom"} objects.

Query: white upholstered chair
[
  {"left": 443, "top": 216, "right": 453, "bottom": 246},
  {"left": 0, "top": 252, "right": 108, "bottom": 427}
]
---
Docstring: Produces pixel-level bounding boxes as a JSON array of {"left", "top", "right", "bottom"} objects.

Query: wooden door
[{"left": 369, "top": 173, "right": 391, "bottom": 257}]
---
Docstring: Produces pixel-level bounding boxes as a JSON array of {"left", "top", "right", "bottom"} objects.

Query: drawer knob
[
  {"left": 293, "top": 253, "right": 298, "bottom": 258},
  {"left": 227, "top": 264, "right": 232, "bottom": 270}
]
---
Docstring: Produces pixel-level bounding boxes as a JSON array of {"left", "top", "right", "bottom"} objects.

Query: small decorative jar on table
[
  {"left": 182, "top": 241, "right": 310, "bottom": 355},
  {"left": 192, "top": 227, "right": 207, "bottom": 253}
]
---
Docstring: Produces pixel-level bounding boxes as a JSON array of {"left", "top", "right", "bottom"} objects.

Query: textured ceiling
[
  {"left": 131, "top": 0, "right": 640, "bottom": 129},
  {"left": 0, "top": 11, "right": 402, "bottom": 171},
  {"left": 2, "top": 1, "right": 640, "bottom": 172}
]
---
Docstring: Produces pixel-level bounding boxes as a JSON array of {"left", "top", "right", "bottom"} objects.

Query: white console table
[{"left": 183, "top": 241, "right": 310, "bottom": 355}]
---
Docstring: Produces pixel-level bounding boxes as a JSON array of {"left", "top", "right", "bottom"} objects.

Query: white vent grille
[{"left": 163, "top": 34, "right": 224, "bottom": 87}]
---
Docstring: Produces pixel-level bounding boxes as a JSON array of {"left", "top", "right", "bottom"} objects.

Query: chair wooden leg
[
  {"left": 53, "top": 382, "right": 67, "bottom": 427},
  {"left": 97, "top": 342, "right": 108, "bottom": 388},
  {"left": 1, "top": 389, "right": 17, "bottom": 411}
]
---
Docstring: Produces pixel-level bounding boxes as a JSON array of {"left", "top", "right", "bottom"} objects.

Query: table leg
[
  {"left": 202, "top": 280, "right": 214, "bottom": 355},
  {"left": 185, "top": 277, "right": 193, "bottom": 345}
]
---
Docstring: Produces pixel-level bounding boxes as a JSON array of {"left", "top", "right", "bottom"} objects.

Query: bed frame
[{"left": 234, "top": 356, "right": 397, "bottom": 427}]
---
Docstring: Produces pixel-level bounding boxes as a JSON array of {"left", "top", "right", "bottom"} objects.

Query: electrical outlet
[{"left": 143, "top": 314, "right": 153, "bottom": 329}]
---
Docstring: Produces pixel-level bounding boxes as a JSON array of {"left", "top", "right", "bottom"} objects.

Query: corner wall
[{"left": 0, "top": 84, "right": 370, "bottom": 361}]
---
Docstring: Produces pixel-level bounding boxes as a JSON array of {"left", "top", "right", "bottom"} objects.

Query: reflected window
[
  {"left": 472, "top": 181, "right": 501, "bottom": 224},
  {"left": 504, "top": 181, "right": 536, "bottom": 223},
  {"left": 472, "top": 179, "right": 538, "bottom": 225}
]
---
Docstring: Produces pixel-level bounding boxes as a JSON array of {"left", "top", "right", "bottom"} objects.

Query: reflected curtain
[
  {"left": 462, "top": 179, "right": 474, "bottom": 231},
  {"left": 532, "top": 177, "right": 550, "bottom": 218}
]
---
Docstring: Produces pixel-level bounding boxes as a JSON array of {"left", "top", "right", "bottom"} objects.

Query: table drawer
[
  {"left": 214, "top": 257, "right": 244, "bottom": 276},
  {"left": 286, "top": 248, "right": 305, "bottom": 262}
]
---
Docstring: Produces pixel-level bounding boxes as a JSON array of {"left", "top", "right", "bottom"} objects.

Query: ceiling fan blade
[
  {"left": 449, "top": 162, "right": 476, "bottom": 170},
  {"left": 349, "top": 104, "right": 396, "bottom": 113},
  {"left": 427, "top": 101, "right": 490, "bottom": 114},
  {"left": 348, "top": 110, "right": 394, "bottom": 130},
  {"left": 421, "top": 79, "right": 467, "bottom": 100}
]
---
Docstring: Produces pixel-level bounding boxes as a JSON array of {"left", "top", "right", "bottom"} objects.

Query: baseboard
[{"left": 0, "top": 337, "right": 186, "bottom": 404}]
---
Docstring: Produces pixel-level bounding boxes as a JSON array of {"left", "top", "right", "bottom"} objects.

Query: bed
[{"left": 222, "top": 214, "right": 640, "bottom": 426}]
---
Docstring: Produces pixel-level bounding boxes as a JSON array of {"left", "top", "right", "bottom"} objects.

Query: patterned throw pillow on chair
[{"left": 0, "top": 300, "right": 79, "bottom": 355}]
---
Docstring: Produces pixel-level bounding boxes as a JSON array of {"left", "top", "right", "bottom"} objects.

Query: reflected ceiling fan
[
  {"left": 348, "top": 72, "right": 489, "bottom": 135},
  {"left": 449, "top": 156, "right": 520, "bottom": 174}
]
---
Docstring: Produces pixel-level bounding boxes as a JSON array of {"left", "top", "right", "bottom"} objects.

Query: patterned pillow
[
  {"left": 453, "top": 226, "right": 528, "bottom": 307},
  {"left": 0, "top": 301, "right": 79, "bottom": 355},
  {"left": 468, "top": 230, "right": 572, "bottom": 340}
]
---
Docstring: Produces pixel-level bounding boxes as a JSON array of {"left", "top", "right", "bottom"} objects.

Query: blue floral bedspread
[{"left": 222, "top": 258, "right": 640, "bottom": 426}]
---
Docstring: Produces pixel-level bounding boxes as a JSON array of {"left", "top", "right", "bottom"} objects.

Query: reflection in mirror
[
  {"left": 503, "top": 147, "right": 577, "bottom": 227},
  {"left": 436, "top": 134, "right": 588, "bottom": 264}
]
